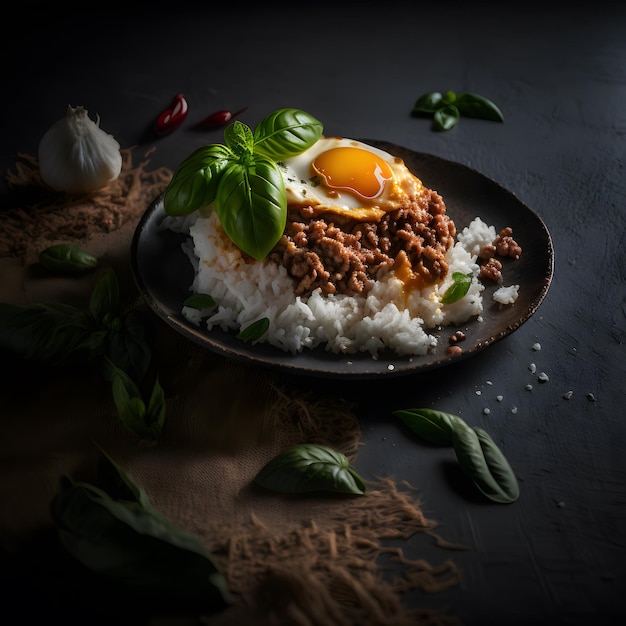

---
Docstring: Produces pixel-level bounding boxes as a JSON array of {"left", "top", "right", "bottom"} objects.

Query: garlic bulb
[{"left": 38, "top": 105, "right": 123, "bottom": 194}]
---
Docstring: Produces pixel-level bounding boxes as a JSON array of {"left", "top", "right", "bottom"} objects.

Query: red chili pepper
[
  {"left": 154, "top": 93, "right": 189, "bottom": 136},
  {"left": 198, "top": 106, "right": 248, "bottom": 129}
]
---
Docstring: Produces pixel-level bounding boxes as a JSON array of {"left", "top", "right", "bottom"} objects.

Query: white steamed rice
[{"left": 164, "top": 214, "right": 500, "bottom": 358}]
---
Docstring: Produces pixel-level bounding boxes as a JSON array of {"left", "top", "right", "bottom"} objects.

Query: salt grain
[
  {"left": 529, "top": 363, "right": 537, "bottom": 374},
  {"left": 563, "top": 390, "right": 573, "bottom": 400},
  {"left": 483, "top": 408, "right": 491, "bottom": 415},
  {"left": 532, "top": 342, "right": 541, "bottom": 351},
  {"left": 526, "top": 384, "right": 533, "bottom": 391},
  {"left": 538, "top": 372, "right": 549, "bottom": 383}
]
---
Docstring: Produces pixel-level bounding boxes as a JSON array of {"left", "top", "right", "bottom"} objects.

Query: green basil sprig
[
  {"left": 183, "top": 293, "right": 216, "bottom": 310},
  {"left": 163, "top": 108, "right": 323, "bottom": 261},
  {"left": 0, "top": 268, "right": 151, "bottom": 381},
  {"left": 452, "top": 425, "right": 520, "bottom": 504},
  {"left": 413, "top": 91, "right": 504, "bottom": 131},
  {"left": 107, "top": 359, "right": 165, "bottom": 441},
  {"left": 50, "top": 450, "right": 231, "bottom": 609},
  {"left": 394, "top": 408, "right": 461, "bottom": 445},
  {"left": 39, "top": 243, "right": 98, "bottom": 275},
  {"left": 394, "top": 408, "right": 519, "bottom": 504},
  {"left": 441, "top": 271, "right": 473, "bottom": 304},
  {"left": 236, "top": 317, "right": 270, "bottom": 343},
  {"left": 254, "top": 443, "right": 367, "bottom": 495}
]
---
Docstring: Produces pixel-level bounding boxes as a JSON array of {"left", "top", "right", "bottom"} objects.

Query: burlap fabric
[{"left": 0, "top": 150, "right": 462, "bottom": 625}]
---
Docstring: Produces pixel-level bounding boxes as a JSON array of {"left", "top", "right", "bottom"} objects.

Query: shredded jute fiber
[
  {"left": 1, "top": 148, "right": 172, "bottom": 260},
  {"left": 0, "top": 151, "right": 463, "bottom": 626}
]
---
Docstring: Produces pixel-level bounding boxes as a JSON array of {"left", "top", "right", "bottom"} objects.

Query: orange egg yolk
[{"left": 312, "top": 147, "right": 393, "bottom": 199}]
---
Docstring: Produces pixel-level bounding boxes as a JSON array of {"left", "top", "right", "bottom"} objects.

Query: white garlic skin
[{"left": 38, "top": 105, "right": 123, "bottom": 194}]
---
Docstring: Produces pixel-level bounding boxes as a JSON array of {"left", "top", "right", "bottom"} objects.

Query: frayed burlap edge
[{"left": 174, "top": 374, "right": 465, "bottom": 626}]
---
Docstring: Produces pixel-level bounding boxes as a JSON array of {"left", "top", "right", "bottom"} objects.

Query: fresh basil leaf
[
  {"left": 111, "top": 366, "right": 146, "bottom": 435},
  {"left": 442, "top": 90, "right": 457, "bottom": 104},
  {"left": 146, "top": 377, "right": 166, "bottom": 434},
  {"left": 111, "top": 363, "right": 163, "bottom": 440},
  {"left": 395, "top": 407, "right": 519, "bottom": 504},
  {"left": 163, "top": 144, "right": 235, "bottom": 216},
  {"left": 452, "top": 424, "right": 520, "bottom": 504},
  {"left": 111, "top": 362, "right": 141, "bottom": 405},
  {"left": 50, "top": 453, "right": 231, "bottom": 608},
  {"left": 89, "top": 268, "right": 120, "bottom": 324},
  {"left": 39, "top": 244, "right": 98, "bottom": 275},
  {"left": 0, "top": 269, "right": 151, "bottom": 377},
  {"left": 434, "top": 105, "right": 460, "bottom": 131},
  {"left": 255, "top": 443, "right": 366, "bottom": 495},
  {"left": 253, "top": 108, "right": 323, "bottom": 161},
  {"left": 237, "top": 317, "right": 270, "bottom": 342},
  {"left": 0, "top": 301, "right": 95, "bottom": 365},
  {"left": 96, "top": 448, "right": 149, "bottom": 506},
  {"left": 216, "top": 155, "right": 286, "bottom": 261},
  {"left": 79, "top": 328, "right": 109, "bottom": 357},
  {"left": 393, "top": 408, "right": 461, "bottom": 445},
  {"left": 455, "top": 92, "right": 504, "bottom": 122},
  {"left": 412, "top": 90, "right": 503, "bottom": 131},
  {"left": 413, "top": 92, "right": 444, "bottom": 114},
  {"left": 183, "top": 293, "right": 216, "bottom": 310},
  {"left": 223, "top": 121, "right": 254, "bottom": 157},
  {"left": 106, "top": 309, "right": 152, "bottom": 382},
  {"left": 441, "top": 271, "right": 473, "bottom": 304}
]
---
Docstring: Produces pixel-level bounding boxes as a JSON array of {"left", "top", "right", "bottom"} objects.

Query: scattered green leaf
[
  {"left": 0, "top": 301, "right": 95, "bottom": 366},
  {"left": 441, "top": 271, "right": 473, "bottom": 304},
  {"left": 452, "top": 425, "right": 520, "bottom": 504},
  {"left": 455, "top": 92, "right": 504, "bottom": 122},
  {"left": 412, "top": 90, "right": 503, "bottom": 131},
  {"left": 433, "top": 105, "right": 461, "bottom": 131},
  {"left": 109, "top": 360, "right": 165, "bottom": 440},
  {"left": 0, "top": 268, "right": 151, "bottom": 381},
  {"left": 236, "top": 317, "right": 270, "bottom": 342},
  {"left": 393, "top": 408, "right": 462, "bottom": 445},
  {"left": 183, "top": 294, "right": 216, "bottom": 310},
  {"left": 39, "top": 244, "right": 98, "bottom": 275},
  {"left": 413, "top": 91, "right": 444, "bottom": 113},
  {"left": 394, "top": 408, "right": 519, "bottom": 504},
  {"left": 254, "top": 443, "right": 366, "bottom": 495},
  {"left": 49, "top": 450, "right": 231, "bottom": 608}
]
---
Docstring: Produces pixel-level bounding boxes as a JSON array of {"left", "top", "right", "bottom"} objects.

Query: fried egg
[{"left": 279, "top": 137, "right": 423, "bottom": 221}]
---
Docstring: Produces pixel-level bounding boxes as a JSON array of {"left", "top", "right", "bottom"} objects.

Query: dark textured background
[{"left": 1, "top": 3, "right": 624, "bottom": 625}]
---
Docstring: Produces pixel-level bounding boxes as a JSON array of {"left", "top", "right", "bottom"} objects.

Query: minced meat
[{"left": 268, "top": 187, "right": 456, "bottom": 297}]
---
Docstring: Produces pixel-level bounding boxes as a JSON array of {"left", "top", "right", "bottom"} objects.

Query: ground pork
[{"left": 268, "top": 187, "right": 456, "bottom": 297}]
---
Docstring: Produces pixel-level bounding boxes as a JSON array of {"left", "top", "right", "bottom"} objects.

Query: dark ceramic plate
[{"left": 130, "top": 142, "right": 553, "bottom": 379}]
